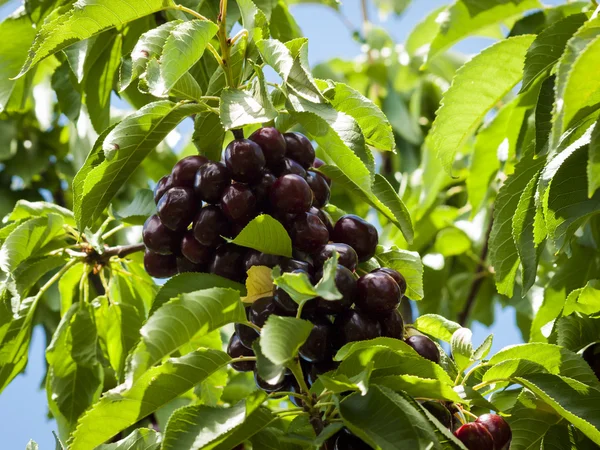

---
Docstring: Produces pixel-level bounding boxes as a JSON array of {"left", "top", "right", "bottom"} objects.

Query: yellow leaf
[{"left": 242, "top": 266, "right": 273, "bottom": 304}]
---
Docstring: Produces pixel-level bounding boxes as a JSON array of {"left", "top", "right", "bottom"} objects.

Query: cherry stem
[
  {"left": 269, "top": 391, "right": 310, "bottom": 402},
  {"left": 217, "top": 0, "right": 235, "bottom": 88},
  {"left": 243, "top": 321, "right": 261, "bottom": 333},
  {"left": 229, "top": 356, "right": 257, "bottom": 365},
  {"left": 232, "top": 129, "right": 244, "bottom": 140}
]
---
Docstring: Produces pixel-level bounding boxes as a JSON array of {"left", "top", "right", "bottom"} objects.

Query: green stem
[
  {"left": 243, "top": 321, "right": 261, "bottom": 333},
  {"left": 229, "top": 356, "right": 257, "bottom": 365},
  {"left": 37, "top": 260, "right": 79, "bottom": 303},
  {"left": 472, "top": 378, "right": 508, "bottom": 391},
  {"left": 269, "top": 391, "right": 310, "bottom": 402},
  {"left": 102, "top": 223, "right": 126, "bottom": 240},
  {"left": 230, "top": 28, "right": 248, "bottom": 45},
  {"left": 461, "top": 362, "right": 490, "bottom": 386},
  {"left": 314, "top": 401, "right": 336, "bottom": 409},
  {"left": 171, "top": 4, "right": 210, "bottom": 21},
  {"left": 289, "top": 358, "right": 310, "bottom": 395},
  {"left": 217, "top": 0, "right": 235, "bottom": 88}
]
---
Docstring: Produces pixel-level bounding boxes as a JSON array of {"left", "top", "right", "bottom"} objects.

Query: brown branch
[{"left": 86, "top": 243, "right": 145, "bottom": 264}]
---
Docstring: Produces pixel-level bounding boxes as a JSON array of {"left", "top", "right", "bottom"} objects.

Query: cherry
[
  {"left": 281, "top": 258, "right": 314, "bottom": 275},
  {"left": 227, "top": 334, "right": 255, "bottom": 372},
  {"left": 176, "top": 256, "right": 204, "bottom": 273},
  {"left": 307, "top": 359, "right": 339, "bottom": 386},
  {"left": 209, "top": 244, "right": 246, "bottom": 282},
  {"left": 332, "top": 215, "right": 378, "bottom": 262},
  {"left": 243, "top": 250, "right": 282, "bottom": 272},
  {"left": 224, "top": 139, "right": 266, "bottom": 182},
  {"left": 334, "top": 309, "right": 381, "bottom": 347},
  {"left": 194, "top": 161, "right": 231, "bottom": 204},
  {"left": 144, "top": 250, "right": 177, "bottom": 278},
  {"left": 153, "top": 175, "right": 172, "bottom": 204},
  {"left": 193, "top": 205, "right": 230, "bottom": 247},
  {"left": 221, "top": 184, "right": 257, "bottom": 223},
  {"left": 306, "top": 170, "right": 330, "bottom": 208},
  {"left": 422, "top": 401, "right": 452, "bottom": 429},
  {"left": 311, "top": 206, "right": 334, "bottom": 234},
  {"left": 454, "top": 423, "right": 494, "bottom": 450},
  {"left": 254, "top": 370, "right": 287, "bottom": 392},
  {"left": 300, "top": 317, "right": 333, "bottom": 363},
  {"left": 476, "top": 414, "right": 511, "bottom": 450},
  {"left": 355, "top": 272, "right": 401, "bottom": 315},
  {"left": 249, "top": 127, "right": 286, "bottom": 169},
  {"left": 157, "top": 187, "right": 198, "bottom": 231},
  {"left": 334, "top": 429, "right": 371, "bottom": 450},
  {"left": 171, "top": 155, "right": 208, "bottom": 187},
  {"left": 274, "top": 157, "right": 307, "bottom": 179},
  {"left": 312, "top": 158, "right": 331, "bottom": 185},
  {"left": 284, "top": 132, "right": 315, "bottom": 169},
  {"left": 249, "top": 296, "right": 282, "bottom": 327},
  {"left": 181, "top": 231, "right": 212, "bottom": 265},
  {"left": 235, "top": 322, "right": 259, "bottom": 349},
  {"left": 314, "top": 264, "right": 357, "bottom": 315},
  {"left": 313, "top": 243, "right": 358, "bottom": 272},
  {"left": 142, "top": 214, "right": 179, "bottom": 254},
  {"left": 270, "top": 174, "right": 313, "bottom": 214},
  {"left": 582, "top": 343, "right": 600, "bottom": 380},
  {"left": 405, "top": 335, "right": 440, "bottom": 363},
  {"left": 371, "top": 268, "right": 407, "bottom": 296},
  {"left": 250, "top": 171, "right": 277, "bottom": 209},
  {"left": 290, "top": 212, "right": 329, "bottom": 254},
  {"left": 379, "top": 309, "right": 404, "bottom": 339},
  {"left": 284, "top": 376, "right": 304, "bottom": 407}
]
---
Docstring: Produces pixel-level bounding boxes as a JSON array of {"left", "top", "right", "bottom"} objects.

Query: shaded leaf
[
  {"left": 260, "top": 315, "right": 313, "bottom": 365},
  {"left": 229, "top": 214, "right": 292, "bottom": 257},
  {"left": 113, "top": 189, "right": 155, "bottom": 225}
]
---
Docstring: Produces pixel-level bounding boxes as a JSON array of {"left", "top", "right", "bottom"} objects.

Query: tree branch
[{"left": 86, "top": 243, "right": 146, "bottom": 264}]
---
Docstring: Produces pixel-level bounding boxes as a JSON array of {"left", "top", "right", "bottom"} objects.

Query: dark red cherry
[
  {"left": 270, "top": 174, "right": 313, "bottom": 214},
  {"left": 284, "top": 132, "right": 315, "bottom": 169},
  {"left": 144, "top": 250, "right": 177, "bottom": 278},
  {"left": 306, "top": 170, "right": 330, "bottom": 208},
  {"left": 156, "top": 187, "right": 198, "bottom": 231},
  {"left": 582, "top": 343, "right": 600, "bottom": 380},
  {"left": 312, "top": 158, "right": 331, "bottom": 185},
  {"left": 476, "top": 414, "right": 512, "bottom": 450},
  {"left": 454, "top": 423, "right": 494, "bottom": 450},
  {"left": 224, "top": 139, "right": 266, "bottom": 183},
  {"left": 194, "top": 161, "right": 231, "bottom": 204},
  {"left": 227, "top": 334, "right": 255, "bottom": 372},
  {"left": 371, "top": 267, "right": 407, "bottom": 296},
  {"left": 250, "top": 171, "right": 276, "bottom": 209},
  {"left": 142, "top": 214, "right": 180, "bottom": 254},
  {"left": 300, "top": 317, "right": 333, "bottom": 363},
  {"left": 221, "top": 184, "right": 257, "bottom": 223},
  {"left": 209, "top": 244, "right": 246, "bottom": 282},
  {"left": 334, "top": 429, "right": 371, "bottom": 450},
  {"left": 311, "top": 207, "right": 334, "bottom": 234},
  {"left": 281, "top": 259, "right": 314, "bottom": 275},
  {"left": 332, "top": 214, "right": 378, "bottom": 262},
  {"left": 249, "top": 296, "right": 282, "bottom": 327},
  {"left": 355, "top": 272, "right": 401, "bottom": 315},
  {"left": 243, "top": 250, "right": 282, "bottom": 272},
  {"left": 249, "top": 127, "right": 286, "bottom": 169},
  {"left": 290, "top": 212, "right": 329, "bottom": 254},
  {"left": 254, "top": 370, "right": 287, "bottom": 392},
  {"left": 153, "top": 175, "right": 172, "bottom": 204},
  {"left": 334, "top": 309, "right": 381, "bottom": 347},
  {"left": 193, "top": 205, "right": 230, "bottom": 247},
  {"left": 176, "top": 256, "right": 204, "bottom": 273},
  {"left": 274, "top": 157, "right": 307, "bottom": 178},
  {"left": 235, "top": 322, "right": 259, "bottom": 349},
  {"left": 405, "top": 335, "right": 440, "bottom": 363},
  {"left": 380, "top": 309, "right": 404, "bottom": 339},
  {"left": 181, "top": 231, "right": 212, "bottom": 265},
  {"left": 314, "top": 265, "right": 357, "bottom": 315},
  {"left": 313, "top": 243, "right": 358, "bottom": 272},
  {"left": 171, "top": 155, "right": 208, "bottom": 187}
]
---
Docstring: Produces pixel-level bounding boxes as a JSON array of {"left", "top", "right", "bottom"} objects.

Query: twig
[
  {"left": 170, "top": 4, "right": 210, "bottom": 21},
  {"left": 98, "top": 243, "right": 146, "bottom": 261},
  {"left": 217, "top": 0, "right": 235, "bottom": 88},
  {"left": 232, "top": 129, "right": 244, "bottom": 140}
]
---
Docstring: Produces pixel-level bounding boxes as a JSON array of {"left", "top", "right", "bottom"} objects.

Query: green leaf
[
  {"left": 260, "top": 315, "right": 313, "bottom": 365},
  {"left": 473, "top": 334, "right": 493, "bottom": 361},
  {"left": 112, "top": 189, "right": 155, "bottom": 226},
  {"left": 375, "top": 248, "right": 423, "bottom": 300},
  {"left": 339, "top": 386, "right": 441, "bottom": 449},
  {"left": 96, "top": 428, "right": 161, "bottom": 450},
  {"left": 12, "top": 255, "right": 68, "bottom": 298},
  {"left": 16, "top": 0, "right": 176, "bottom": 77},
  {"left": 563, "top": 280, "right": 600, "bottom": 316},
  {"left": 228, "top": 214, "right": 292, "bottom": 257},
  {"left": 427, "top": 0, "right": 541, "bottom": 62},
  {"left": 428, "top": 35, "right": 535, "bottom": 175},
  {"left": 58, "top": 262, "right": 84, "bottom": 315},
  {"left": 6, "top": 200, "right": 76, "bottom": 227},
  {"left": 319, "top": 367, "right": 372, "bottom": 395},
  {"left": 0, "top": 13, "right": 36, "bottom": 111},
  {"left": 405, "top": 7, "right": 445, "bottom": 57},
  {"left": 192, "top": 110, "right": 226, "bottom": 161},
  {"left": 52, "top": 61, "right": 82, "bottom": 122},
  {"left": 589, "top": 118, "right": 600, "bottom": 197},
  {"left": 516, "top": 373, "right": 600, "bottom": 445},
  {"left": 535, "top": 75, "right": 556, "bottom": 156},
  {"left": 128, "top": 287, "right": 245, "bottom": 381},
  {"left": 70, "top": 349, "right": 230, "bottom": 450},
  {"left": 412, "top": 314, "right": 461, "bottom": 342},
  {"left": 507, "top": 399, "right": 563, "bottom": 450},
  {"left": 374, "top": 375, "right": 463, "bottom": 403},
  {"left": 434, "top": 227, "right": 471, "bottom": 256},
  {"left": 146, "top": 20, "right": 218, "bottom": 97},
  {"left": 556, "top": 314, "right": 600, "bottom": 352},
  {"left": 451, "top": 327, "right": 474, "bottom": 372},
  {"left": 253, "top": 341, "right": 286, "bottom": 387},
  {"left": 0, "top": 214, "right": 65, "bottom": 273},
  {"left": 334, "top": 337, "right": 414, "bottom": 361},
  {"left": 74, "top": 100, "right": 207, "bottom": 231},
  {"left": 521, "top": 13, "right": 588, "bottom": 93},
  {"left": 46, "top": 304, "right": 103, "bottom": 438},
  {"left": 373, "top": 0, "right": 410, "bottom": 18}
]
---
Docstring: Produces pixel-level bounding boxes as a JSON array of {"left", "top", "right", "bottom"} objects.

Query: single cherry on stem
[
  {"left": 332, "top": 214, "right": 379, "bottom": 262},
  {"left": 171, "top": 155, "right": 208, "bottom": 188},
  {"left": 144, "top": 250, "right": 178, "bottom": 279},
  {"left": 454, "top": 423, "right": 494, "bottom": 450},
  {"left": 270, "top": 174, "right": 313, "bottom": 214},
  {"left": 476, "top": 414, "right": 512, "bottom": 450},
  {"left": 249, "top": 127, "right": 287, "bottom": 170},
  {"left": 142, "top": 214, "right": 179, "bottom": 255},
  {"left": 405, "top": 335, "right": 440, "bottom": 363},
  {"left": 156, "top": 187, "right": 198, "bottom": 231},
  {"left": 224, "top": 139, "right": 266, "bottom": 183},
  {"left": 194, "top": 161, "right": 231, "bottom": 204}
]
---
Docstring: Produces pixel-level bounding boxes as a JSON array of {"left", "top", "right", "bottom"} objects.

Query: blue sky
[{"left": 0, "top": 1, "right": 535, "bottom": 448}]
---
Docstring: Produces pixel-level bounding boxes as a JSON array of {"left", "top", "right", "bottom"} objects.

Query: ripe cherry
[
  {"left": 156, "top": 187, "right": 198, "bottom": 231},
  {"left": 355, "top": 272, "right": 401, "bottom": 315},
  {"left": 405, "top": 335, "right": 440, "bottom": 363},
  {"left": 176, "top": 256, "right": 204, "bottom": 273},
  {"left": 313, "top": 243, "right": 358, "bottom": 272},
  {"left": 193, "top": 205, "right": 230, "bottom": 247},
  {"left": 334, "top": 428, "right": 371, "bottom": 450},
  {"left": 249, "top": 127, "right": 286, "bottom": 169},
  {"left": 194, "top": 161, "right": 231, "bottom": 204},
  {"left": 270, "top": 174, "right": 313, "bottom": 214},
  {"left": 221, "top": 184, "right": 257, "bottom": 223},
  {"left": 209, "top": 244, "right": 246, "bottom": 282},
  {"left": 250, "top": 171, "right": 276, "bottom": 209},
  {"left": 312, "top": 158, "right": 331, "bottom": 185},
  {"left": 311, "top": 206, "right": 334, "bottom": 234},
  {"left": 249, "top": 296, "right": 282, "bottom": 327},
  {"left": 275, "top": 157, "right": 307, "bottom": 178},
  {"left": 582, "top": 343, "right": 600, "bottom": 380},
  {"left": 181, "top": 231, "right": 212, "bottom": 265},
  {"left": 171, "top": 155, "right": 208, "bottom": 187},
  {"left": 332, "top": 215, "right": 378, "bottom": 262},
  {"left": 290, "top": 212, "right": 329, "bottom": 254},
  {"left": 142, "top": 214, "right": 179, "bottom": 254},
  {"left": 334, "top": 309, "right": 381, "bottom": 347},
  {"left": 254, "top": 370, "right": 287, "bottom": 392},
  {"left": 284, "top": 132, "right": 315, "bottom": 169},
  {"left": 307, "top": 359, "right": 339, "bottom": 386},
  {"left": 227, "top": 334, "right": 255, "bottom": 372},
  {"left": 281, "top": 258, "right": 314, "bottom": 275},
  {"left": 476, "top": 414, "right": 512, "bottom": 450},
  {"left": 153, "top": 175, "right": 172, "bottom": 204},
  {"left": 306, "top": 170, "right": 330, "bottom": 208},
  {"left": 144, "top": 250, "right": 177, "bottom": 278},
  {"left": 371, "top": 267, "right": 407, "bottom": 296},
  {"left": 314, "top": 264, "right": 357, "bottom": 315},
  {"left": 379, "top": 309, "right": 404, "bottom": 339},
  {"left": 300, "top": 317, "right": 333, "bottom": 363},
  {"left": 243, "top": 250, "right": 282, "bottom": 272},
  {"left": 224, "top": 139, "right": 266, "bottom": 182},
  {"left": 454, "top": 423, "right": 494, "bottom": 450}
]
